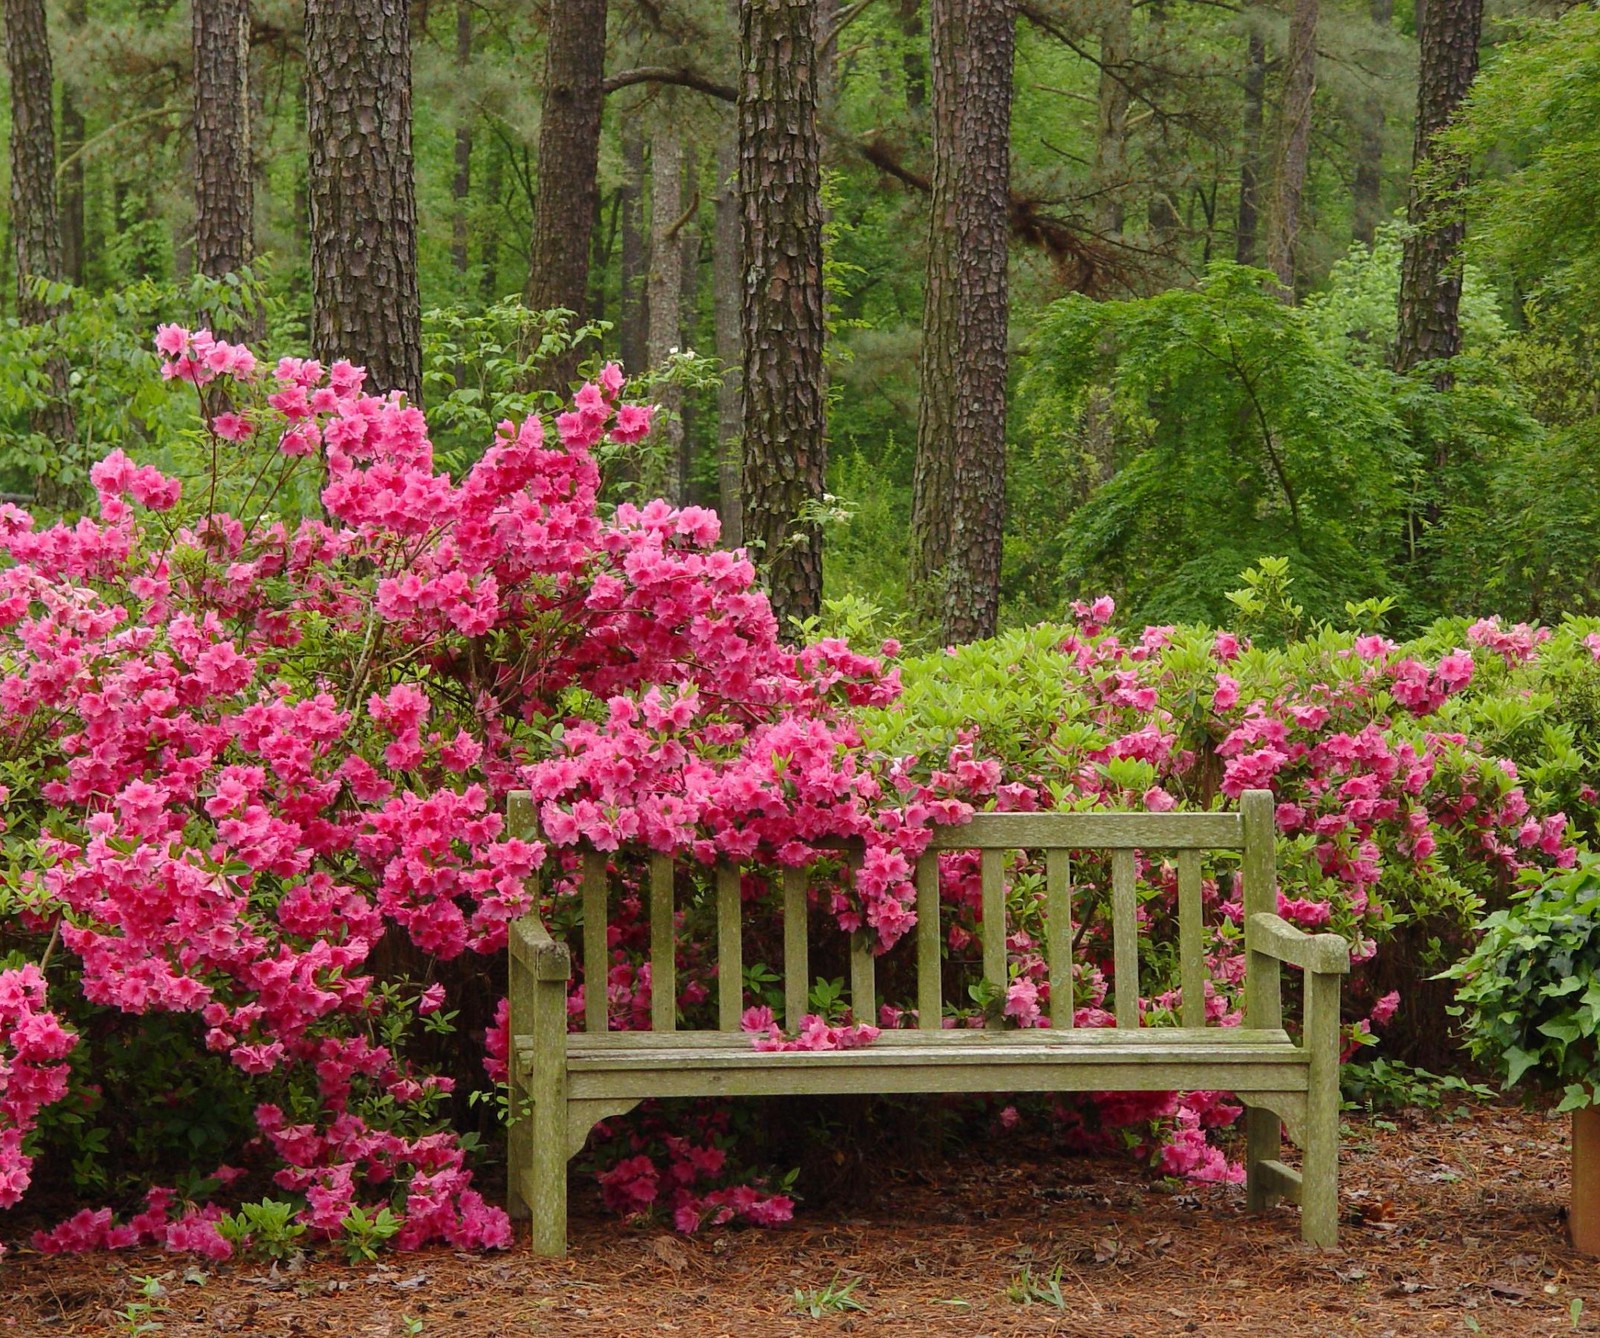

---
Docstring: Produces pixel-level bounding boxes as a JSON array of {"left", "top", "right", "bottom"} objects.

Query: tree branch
[{"left": 603, "top": 66, "right": 736, "bottom": 103}]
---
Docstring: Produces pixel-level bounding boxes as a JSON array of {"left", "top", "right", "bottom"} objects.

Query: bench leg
[
  {"left": 1300, "top": 970, "right": 1342, "bottom": 1247},
  {"left": 1244, "top": 1104, "right": 1283, "bottom": 1213},
  {"left": 527, "top": 972, "right": 570, "bottom": 1258},
  {"left": 507, "top": 1083, "right": 531, "bottom": 1222}
]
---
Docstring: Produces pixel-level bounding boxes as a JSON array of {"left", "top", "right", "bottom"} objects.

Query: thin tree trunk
[
  {"left": 1265, "top": 0, "right": 1317, "bottom": 297},
  {"left": 645, "top": 117, "right": 685, "bottom": 503},
  {"left": 619, "top": 118, "right": 648, "bottom": 376},
  {"left": 526, "top": 0, "right": 607, "bottom": 386},
  {"left": 740, "top": 0, "right": 828, "bottom": 631},
  {"left": 60, "top": 0, "right": 87, "bottom": 288},
  {"left": 480, "top": 138, "right": 504, "bottom": 304},
  {"left": 1394, "top": 0, "right": 1483, "bottom": 378},
  {"left": 1351, "top": 0, "right": 1392, "bottom": 249},
  {"left": 452, "top": 1, "right": 472, "bottom": 277},
  {"left": 305, "top": 0, "right": 422, "bottom": 400},
  {"left": 900, "top": 0, "right": 927, "bottom": 110},
  {"left": 1091, "top": 0, "right": 1131, "bottom": 239},
  {"left": 1235, "top": 25, "right": 1266, "bottom": 265},
  {"left": 5, "top": 0, "right": 76, "bottom": 506},
  {"left": 909, "top": 0, "right": 1014, "bottom": 645},
  {"left": 677, "top": 145, "right": 701, "bottom": 504},
  {"left": 713, "top": 128, "right": 743, "bottom": 546}
]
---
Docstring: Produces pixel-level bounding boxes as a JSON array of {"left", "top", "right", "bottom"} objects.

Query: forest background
[{"left": 4, "top": 0, "right": 1598, "bottom": 647}]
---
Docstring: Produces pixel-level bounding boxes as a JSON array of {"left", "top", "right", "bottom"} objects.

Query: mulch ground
[{"left": 5, "top": 1101, "right": 1596, "bottom": 1337}]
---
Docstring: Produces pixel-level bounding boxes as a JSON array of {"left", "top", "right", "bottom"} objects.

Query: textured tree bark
[
  {"left": 618, "top": 118, "right": 648, "bottom": 377},
  {"left": 1265, "top": 0, "right": 1317, "bottom": 297},
  {"left": 193, "top": 0, "right": 254, "bottom": 281},
  {"left": 4, "top": 0, "right": 77, "bottom": 505},
  {"left": 60, "top": 0, "right": 87, "bottom": 288},
  {"left": 1090, "top": 0, "right": 1131, "bottom": 240},
  {"left": 305, "top": 0, "right": 422, "bottom": 401},
  {"left": 740, "top": 0, "right": 828, "bottom": 631},
  {"left": 6, "top": 0, "right": 64, "bottom": 323},
  {"left": 909, "top": 0, "right": 1015, "bottom": 645},
  {"left": 1234, "top": 25, "right": 1266, "bottom": 266},
  {"left": 713, "top": 128, "right": 744, "bottom": 547},
  {"left": 1393, "top": 0, "right": 1483, "bottom": 379},
  {"left": 526, "top": 0, "right": 608, "bottom": 386},
  {"left": 645, "top": 118, "right": 685, "bottom": 504},
  {"left": 1351, "top": 0, "right": 1392, "bottom": 249},
  {"left": 451, "top": 1, "right": 472, "bottom": 278}
]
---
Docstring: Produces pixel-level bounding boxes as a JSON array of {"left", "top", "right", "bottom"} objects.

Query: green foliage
[
  {"left": 1014, "top": 265, "right": 1410, "bottom": 627},
  {"left": 1444, "top": 855, "right": 1600, "bottom": 1111},
  {"left": 339, "top": 1204, "right": 403, "bottom": 1263},
  {"left": 1341, "top": 1057, "right": 1492, "bottom": 1115},
  {"left": 791, "top": 1275, "right": 867, "bottom": 1318},
  {"left": 216, "top": 1199, "right": 308, "bottom": 1262}
]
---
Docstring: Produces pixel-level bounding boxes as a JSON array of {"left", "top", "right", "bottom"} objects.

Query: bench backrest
[{"left": 508, "top": 788, "right": 1278, "bottom": 1035}]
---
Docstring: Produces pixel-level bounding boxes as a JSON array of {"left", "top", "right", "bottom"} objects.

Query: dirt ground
[{"left": 5, "top": 1101, "right": 1596, "bottom": 1337}]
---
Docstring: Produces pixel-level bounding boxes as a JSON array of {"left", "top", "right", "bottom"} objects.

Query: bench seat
[{"left": 518, "top": 1027, "right": 1310, "bottom": 1100}]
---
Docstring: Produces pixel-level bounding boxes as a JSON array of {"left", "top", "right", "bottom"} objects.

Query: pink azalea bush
[{"left": 0, "top": 327, "right": 955, "bottom": 1255}]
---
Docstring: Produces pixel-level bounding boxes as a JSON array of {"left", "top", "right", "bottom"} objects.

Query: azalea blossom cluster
[{"left": 0, "top": 964, "right": 77, "bottom": 1236}]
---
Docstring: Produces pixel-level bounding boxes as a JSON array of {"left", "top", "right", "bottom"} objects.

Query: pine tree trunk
[
  {"left": 60, "top": 0, "right": 87, "bottom": 288},
  {"left": 1265, "top": 0, "right": 1317, "bottom": 297},
  {"left": 909, "top": 0, "right": 1014, "bottom": 645},
  {"left": 740, "top": 0, "right": 828, "bottom": 631},
  {"left": 305, "top": 0, "right": 422, "bottom": 400},
  {"left": 451, "top": 1, "right": 472, "bottom": 278},
  {"left": 5, "top": 0, "right": 76, "bottom": 507},
  {"left": 526, "top": 0, "right": 607, "bottom": 385},
  {"left": 618, "top": 118, "right": 648, "bottom": 377},
  {"left": 6, "top": 0, "right": 64, "bottom": 323},
  {"left": 1091, "top": 0, "right": 1132, "bottom": 239},
  {"left": 1234, "top": 26, "right": 1266, "bottom": 265},
  {"left": 1351, "top": 0, "right": 1392, "bottom": 249},
  {"left": 1394, "top": 0, "right": 1482, "bottom": 378},
  {"left": 713, "top": 128, "right": 743, "bottom": 547},
  {"left": 193, "top": 0, "right": 254, "bottom": 281},
  {"left": 479, "top": 139, "right": 504, "bottom": 304},
  {"left": 645, "top": 118, "right": 685, "bottom": 504}
]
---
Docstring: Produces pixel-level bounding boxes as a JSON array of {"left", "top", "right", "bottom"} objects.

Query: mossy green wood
[{"left": 505, "top": 789, "right": 1350, "bottom": 1256}]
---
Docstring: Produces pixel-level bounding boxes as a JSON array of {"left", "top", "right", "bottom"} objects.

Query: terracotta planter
[{"left": 1572, "top": 1106, "right": 1600, "bottom": 1256}]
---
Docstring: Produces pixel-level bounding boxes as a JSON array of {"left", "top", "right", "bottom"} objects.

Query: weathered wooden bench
[{"left": 505, "top": 788, "right": 1349, "bottom": 1256}]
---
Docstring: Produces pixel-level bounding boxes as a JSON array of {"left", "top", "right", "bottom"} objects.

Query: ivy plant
[{"left": 1444, "top": 855, "right": 1600, "bottom": 1112}]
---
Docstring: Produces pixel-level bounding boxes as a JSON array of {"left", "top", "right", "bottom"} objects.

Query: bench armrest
[
  {"left": 509, "top": 912, "right": 572, "bottom": 981},
  {"left": 1247, "top": 912, "right": 1350, "bottom": 976}
]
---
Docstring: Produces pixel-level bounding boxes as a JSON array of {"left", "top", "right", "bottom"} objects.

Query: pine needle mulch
[{"left": 5, "top": 1101, "right": 1595, "bottom": 1337}]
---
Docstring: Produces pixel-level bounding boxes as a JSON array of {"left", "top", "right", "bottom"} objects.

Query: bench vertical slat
[
  {"left": 717, "top": 862, "right": 743, "bottom": 1031},
  {"left": 1046, "top": 849, "right": 1072, "bottom": 1028},
  {"left": 650, "top": 854, "right": 675, "bottom": 1032},
  {"left": 851, "top": 932, "right": 876, "bottom": 1026},
  {"left": 980, "top": 848, "right": 1007, "bottom": 1029},
  {"left": 1111, "top": 847, "right": 1139, "bottom": 1028},
  {"left": 1178, "top": 849, "right": 1204, "bottom": 1028},
  {"left": 784, "top": 867, "right": 809, "bottom": 1030},
  {"left": 582, "top": 851, "right": 609, "bottom": 1034},
  {"left": 916, "top": 853, "right": 941, "bottom": 1030}
]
